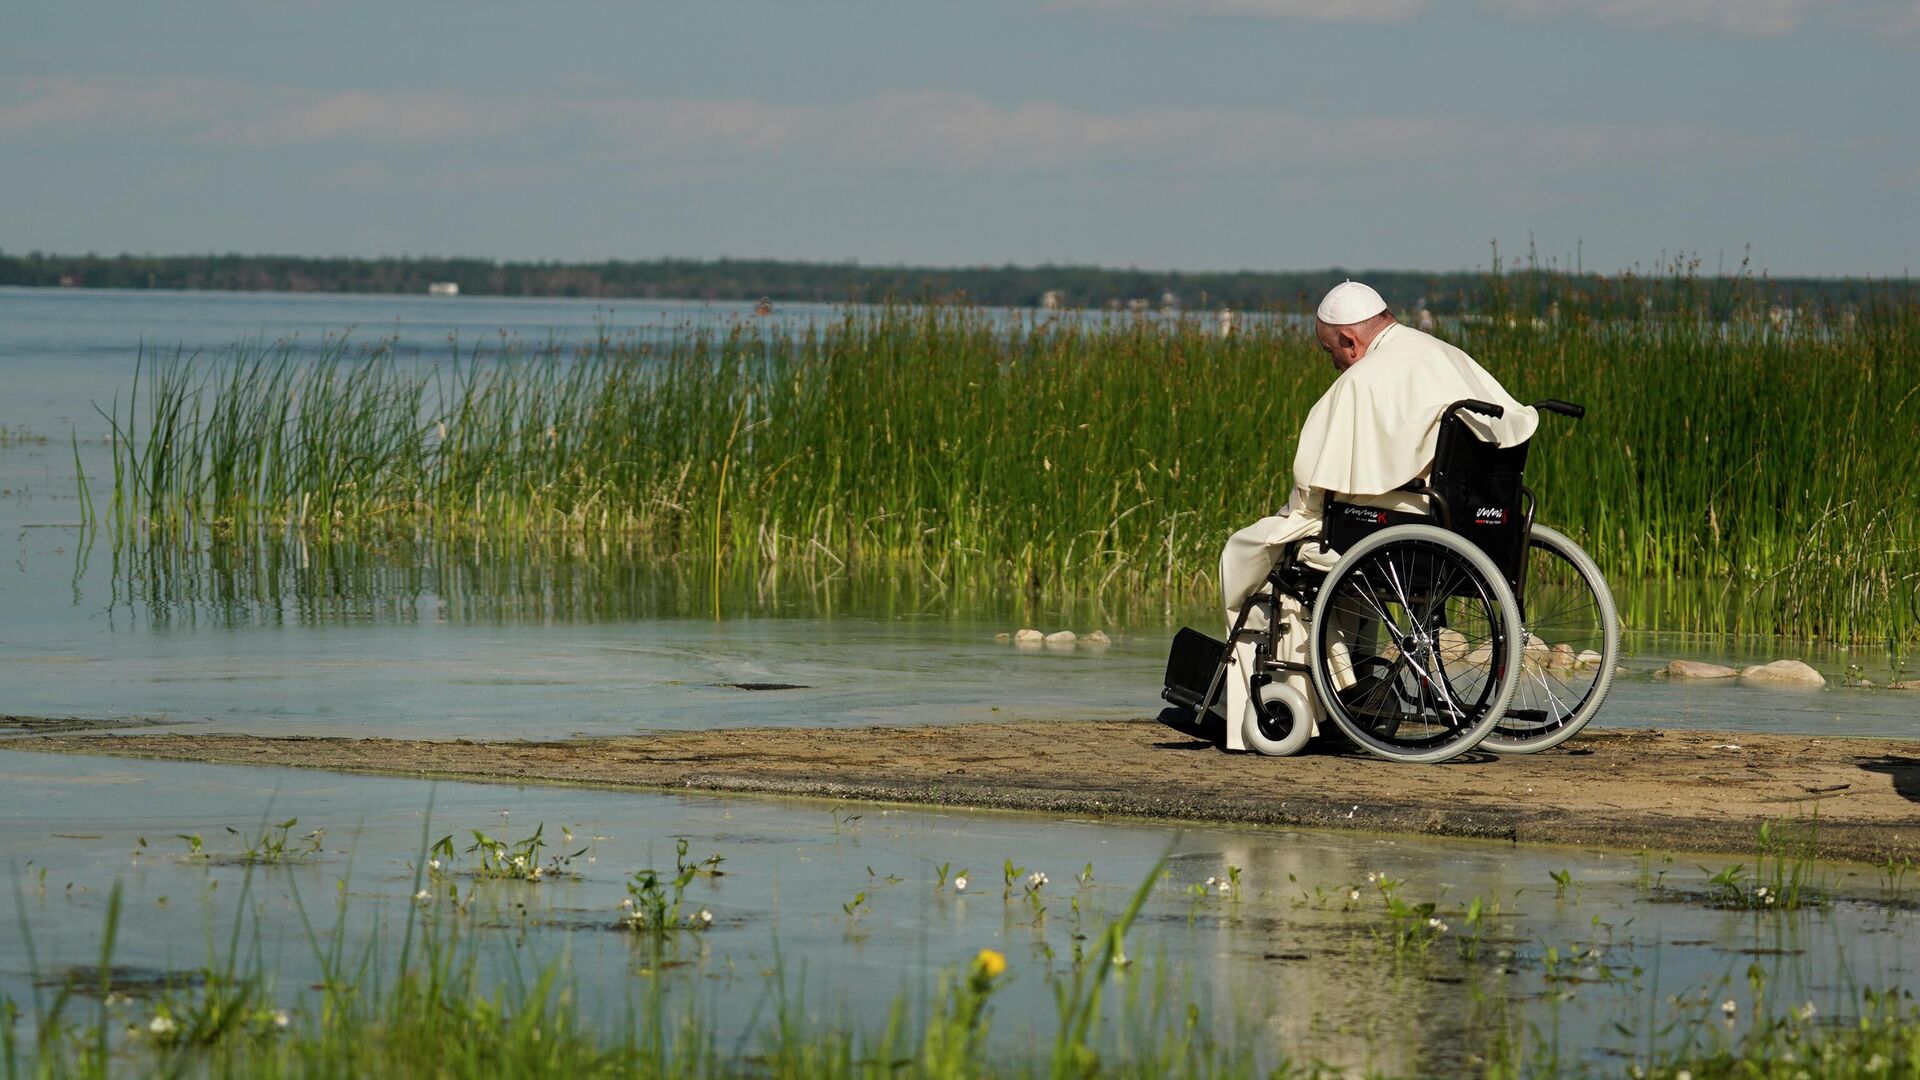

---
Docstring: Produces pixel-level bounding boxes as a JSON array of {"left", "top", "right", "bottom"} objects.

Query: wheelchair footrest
[{"left": 1162, "top": 627, "right": 1230, "bottom": 711}]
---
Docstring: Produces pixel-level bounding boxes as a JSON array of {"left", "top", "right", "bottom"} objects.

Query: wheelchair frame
[{"left": 1163, "top": 397, "right": 1609, "bottom": 763}]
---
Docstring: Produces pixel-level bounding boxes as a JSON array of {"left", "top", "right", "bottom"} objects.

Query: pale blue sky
[{"left": 4, "top": 1, "right": 1916, "bottom": 275}]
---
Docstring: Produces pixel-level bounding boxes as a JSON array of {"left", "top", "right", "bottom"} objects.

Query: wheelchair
[{"left": 1162, "top": 398, "right": 1619, "bottom": 764}]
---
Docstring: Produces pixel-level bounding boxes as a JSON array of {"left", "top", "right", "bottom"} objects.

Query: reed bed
[{"left": 92, "top": 292, "right": 1920, "bottom": 643}]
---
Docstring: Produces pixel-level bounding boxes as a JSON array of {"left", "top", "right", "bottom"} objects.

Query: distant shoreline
[{"left": 3, "top": 252, "right": 1911, "bottom": 314}]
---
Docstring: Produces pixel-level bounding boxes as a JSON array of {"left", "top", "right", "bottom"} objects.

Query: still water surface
[
  {"left": 2, "top": 285, "right": 1916, "bottom": 1069},
  {"left": 7, "top": 753, "right": 1914, "bottom": 1073},
  {"left": 0, "top": 286, "right": 1912, "bottom": 739}
]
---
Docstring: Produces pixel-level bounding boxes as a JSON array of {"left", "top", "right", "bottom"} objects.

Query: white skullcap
[{"left": 1316, "top": 280, "right": 1388, "bottom": 325}]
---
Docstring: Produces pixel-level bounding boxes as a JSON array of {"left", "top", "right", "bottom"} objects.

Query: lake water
[
  {"left": 6, "top": 753, "right": 1914, "bottom": 1074},
  {"left": 0, "top": 285, "right": 1913, "bottom": 741},
  {"left": 2, "top": 286, "right": 1917, "bottom": 1070}
]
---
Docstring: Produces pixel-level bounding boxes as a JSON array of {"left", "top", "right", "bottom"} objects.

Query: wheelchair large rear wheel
[
  {"left": 1309, "top": 525, "right": 1522, "bottom": 764},
  {"left": 1481, "top": 525, "right": 1618, "bottom": 754}
]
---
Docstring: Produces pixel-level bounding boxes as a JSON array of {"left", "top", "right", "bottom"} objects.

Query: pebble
[
  {"left": 1739, "top": 659, "right": 1825, "bottom": 688},
  {"left": 1083, "top": 630, "right": 1112, "bottom": 645},
  {"left": 1549, "top": 643, "right": 1577, "bottom": 669},
  {"left": 1577, "top": 649, "right": 1603, "bottom": 666},
  {"left": 1013, "top": 628, "right": 1045, "bottom": 645},
  {"left": 1044, "top": 630, "right": 1077, "bottom": 645},
  {"left": 1664, "top": 659, "right": 1740, "bottom": 679}
]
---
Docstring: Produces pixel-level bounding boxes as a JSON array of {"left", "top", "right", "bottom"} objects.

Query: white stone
[
  {"left": 1014, "top": 628, "right": 1045, "bottom": 647},
  {"left": 1577, "top": 649, "right": 1603, "bottom": 667},
  {"left": 1044, "top": 630, "right": 1077, "bottom": 645},
  {"left": 1739, "top": 659, "right": 1826, "bottom": 688},
  {"left": 1665, "top": 659, "right": 1740, "bottom": 679},
  {"left": 1083, "top": 630, "right": 1112, "bottom": 645}
]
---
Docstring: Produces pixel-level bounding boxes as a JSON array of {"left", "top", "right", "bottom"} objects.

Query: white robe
[{"left": 1216, "top": 323, "right": 1538, "bottom": 750}]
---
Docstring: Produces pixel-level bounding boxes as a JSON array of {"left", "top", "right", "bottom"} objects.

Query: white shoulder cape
[{"left": 1292, "top": 323, "right": 1539, "bottom": 498}]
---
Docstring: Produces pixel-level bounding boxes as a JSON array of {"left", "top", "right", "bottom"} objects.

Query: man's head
[{"left": 1314, "top": 281, "right": 1396, "bottom": 372}]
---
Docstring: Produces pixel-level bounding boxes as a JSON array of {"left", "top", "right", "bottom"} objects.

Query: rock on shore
[
  {"left": 1740, "top": 659, "right": 1826, "bottom": 688},
  {"left": 1664, "top": 659, "right": 1740, "bottom": 679}
]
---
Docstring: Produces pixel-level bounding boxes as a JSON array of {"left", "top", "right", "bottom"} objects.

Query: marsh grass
[
  {"left": 6, "top": 847, "right": 1320, "bottom": 1080},
  {"left": 6, "top": 836, "right": 1918, "bottom": 1078},
  {"left": 92, "top": 284, "right": 1920, "bottom": 642}
]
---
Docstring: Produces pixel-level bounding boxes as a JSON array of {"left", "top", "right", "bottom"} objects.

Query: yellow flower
[{"left": 972, "top": 948, "right": 1007, "bottom": 979}]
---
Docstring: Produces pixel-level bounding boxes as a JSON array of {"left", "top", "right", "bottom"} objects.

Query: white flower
[
  {"left": 428, "top": 858, "right": 440, "bottom": 872},
  {"left": 529, "top": 866, "right": 544, "bottom": 881},
  {"left": 1427, "top": 918, "right": 1449, "bottom": 933},
  {"left": 413, "top": 889, "right": 430, "bottom": 902},
  {"left": 1866, "top": 1054, "right": 1886, "bottom": 1071},
  {"left": 495, "top": 847, "right": 507, "bottom": 861},
  {"left": 104, "top": 992, "right": 130, "bottom": 1007},
  {"left": 621, "top": 897, "right": 635, "bottom": 910},
  {"left": 1205, "top": 876, "right": 1217, "bottom": 887},
  {"left": 1366, "top": 872, "right": 1379, "bottom": 883},
  {"left": 1347, "top": 889, "right": 1361, "bottom": 901},
  {"left": 1795, "top": 1001, "right": 1817, "bottom": 1021},
  {"left": 512, "top": 855, "right": 527, "bottom": 869},
  {"left": 1755, "top": 886, "right": 1770, "bottom": 897},
  {"left": 148, "top": 1015, "right": 176, "bottom": 1036},
  {"left": 953, "top": 876, "right": 968, "bottom": 891},
  {"left": 271, "top": 1010, "right": 290, "bottom": 1029},
  {"left": 698, "top": 909, "right": 713, "bottom": 925},
  {"left": 1721, "top": 999, "right": 1738, "bottom": 1016},
  {"left": 1026, "top": 871, "right": 1048, "bottom": 888}
]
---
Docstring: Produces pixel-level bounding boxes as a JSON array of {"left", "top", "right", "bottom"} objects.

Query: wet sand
[{"left": 8, "top": 719, "right": 1918, "bottom": 862}]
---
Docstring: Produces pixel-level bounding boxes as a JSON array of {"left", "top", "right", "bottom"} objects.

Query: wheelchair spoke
[{"left": 1349, "top": 565, "right": 1410, "bottom": 640}]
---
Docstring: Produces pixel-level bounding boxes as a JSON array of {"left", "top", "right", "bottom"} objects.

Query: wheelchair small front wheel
[
  {"left": 1482, "top": 524, "right": 1619, "bottom": 754},
  {"left": 1309, "top": 524, "right": 1522, "bottom": 764},
  {"left": 1242, "top": 679, "right": 1314, "bottom": 756}
]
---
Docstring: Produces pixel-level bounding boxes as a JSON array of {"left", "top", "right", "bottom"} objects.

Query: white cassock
[{"left": 1216, "top": 322, "right": 1539, "bottom": 750}]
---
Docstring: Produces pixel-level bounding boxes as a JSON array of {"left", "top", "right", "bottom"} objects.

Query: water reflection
[
  {"left": 3, "top": 754, "right": 1910, "bottom": 1074},
  {"left": 106, "top": 529, "right": 1179, "bottom": 631}
]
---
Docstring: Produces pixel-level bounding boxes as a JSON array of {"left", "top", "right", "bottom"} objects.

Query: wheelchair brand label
[
  {"left": 1342, "top": 505, "right": 1389, "bottom": 524},
  {"left": 1472, "top": 506, "right": 1508, "bottom": 525}
]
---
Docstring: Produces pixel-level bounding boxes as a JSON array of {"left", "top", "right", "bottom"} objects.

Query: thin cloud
[
  {"left": 4, "top": 77, "right": 1797, "bottom": 186},
  {"left": 581, "top": 91, "right": 1789, "bottom": 179},
  {"left": 1, "top": 76, "right": 520, "bottom": 144},
  {"left": 223, "top": 90, "right": 517, "bottom": 146},
  {"left": 0, "top": 76, "right": 234, "bottom": 135},
  {"left": 1486, "top": 0, "right": 1835, "bottom": 36},
  {"left": 1051, "top": 0, "right": 1428, "bottom": 21}
]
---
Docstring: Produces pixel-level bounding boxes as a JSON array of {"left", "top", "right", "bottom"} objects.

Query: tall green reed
[{"left": 93, "top": 289, "right": 1920, "bottom": 642}]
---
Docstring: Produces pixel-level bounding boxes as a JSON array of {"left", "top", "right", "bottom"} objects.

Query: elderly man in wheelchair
[{"left": 1162, "top": 282, "right": 1619, "bottom": 764}]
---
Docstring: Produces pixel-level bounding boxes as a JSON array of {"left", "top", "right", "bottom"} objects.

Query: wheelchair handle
[
  {"left": 1449, "top": 398, "right": 1505, "bottom": 421},
  {"left": 1533, "top": 398, "right": 1586, "bottom": 419}
]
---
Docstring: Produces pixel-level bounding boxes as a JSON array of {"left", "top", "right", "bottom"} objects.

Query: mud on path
[{"left": 10, "top": 720, "right": 1919, "bottom": 863}]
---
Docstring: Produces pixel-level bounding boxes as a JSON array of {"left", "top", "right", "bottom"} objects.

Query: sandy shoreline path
[{"left": 8, "top": 720, "right": 1918, "bottom": 862}]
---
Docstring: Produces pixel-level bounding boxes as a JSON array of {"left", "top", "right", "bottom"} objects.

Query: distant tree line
[{"left": 1, "top": 249, "right": 1910, "bottom": 318}]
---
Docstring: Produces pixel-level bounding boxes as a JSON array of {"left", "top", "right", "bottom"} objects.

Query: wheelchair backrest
[
  {"left": 1428, "top": 410, "right": 1530, "bottom": 588},
  {"left": 1320, "top": 409, "right": 1531, "bottom": 591}
]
